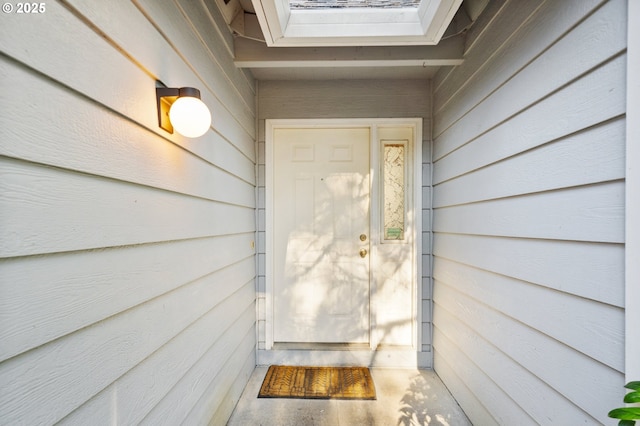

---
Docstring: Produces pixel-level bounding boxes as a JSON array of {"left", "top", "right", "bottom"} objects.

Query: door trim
[{"left": 264, "top": 118, "right": 422, "bottom": 365}]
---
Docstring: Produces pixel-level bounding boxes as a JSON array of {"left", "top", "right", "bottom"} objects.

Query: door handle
[{"left": 359, "top": 248, "right": 368, "bottom": 258}]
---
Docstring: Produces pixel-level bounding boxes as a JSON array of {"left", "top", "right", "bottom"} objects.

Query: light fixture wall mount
[{"left": 156, "top": 82, "right": 212, "bottom": 138}]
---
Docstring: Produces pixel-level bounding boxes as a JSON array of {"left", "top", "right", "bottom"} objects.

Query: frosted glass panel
[{"left": 383, "top": 144, "right": 405, "bottom": 240}]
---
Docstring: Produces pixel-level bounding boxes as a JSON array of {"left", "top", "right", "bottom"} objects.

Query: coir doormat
[{"left": 258, "top": 365, "right": 376, "bottom": 400}]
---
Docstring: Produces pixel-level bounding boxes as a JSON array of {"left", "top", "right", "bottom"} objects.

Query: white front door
[
  {"left": 273, "top": 127, "right": 371, "bottom": 343},
  {"left": 264, "top": 119, "right": 423, "bottom": 364}
]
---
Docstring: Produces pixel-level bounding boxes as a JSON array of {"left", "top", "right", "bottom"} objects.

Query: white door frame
[{"left": 264, "top": 118, "right": 422, "bottom": 366}]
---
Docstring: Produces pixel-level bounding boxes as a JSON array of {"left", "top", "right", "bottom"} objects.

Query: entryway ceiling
[{"left": 214, "top": 0, "right": 490, "bottom": 79}]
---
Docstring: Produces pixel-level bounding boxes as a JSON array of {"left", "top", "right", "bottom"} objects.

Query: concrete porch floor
[{"left": 227, "top": 367, "right": 472, "bottom": 425}]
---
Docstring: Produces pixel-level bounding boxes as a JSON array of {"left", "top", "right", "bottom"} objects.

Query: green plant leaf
[
  {"left": 625, "top": 382, "right": 640, "bottom": 391},
  {"left": 618, "top": 420, "right": 636, "bottom": 426},
  {"left": 624, "top": 391, "right": 640, "bottom": 404},
  {"left": 609, "top": 408, "right": 640, "bottom": 420}
]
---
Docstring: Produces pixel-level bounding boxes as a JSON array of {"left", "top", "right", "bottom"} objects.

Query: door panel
[{"left": 273, "top": 127, "right": 370, "bottom": 343}]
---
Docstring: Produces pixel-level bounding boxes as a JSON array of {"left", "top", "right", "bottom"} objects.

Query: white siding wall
[
  {"left": 432, "top": 0, "right": 626, "bottom": 424},
  {"left": 256, "top": 80, "right": 433, "bottom": 364},
  {"left": 0, "top": 1, "right": 256, "bottom": 424}
]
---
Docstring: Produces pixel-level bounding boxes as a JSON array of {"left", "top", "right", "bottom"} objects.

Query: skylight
[
  {"left": 289, "top": 0, "right": 421, "bottom": 9},
  {"left": 252, "top": 0, "right": 462, "bottom": 46}
]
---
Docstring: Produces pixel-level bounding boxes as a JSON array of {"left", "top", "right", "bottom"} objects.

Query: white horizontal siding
[
  {"left": 434, "top": 0, "right": 618, "bottom": 143},
  {"left": 0, "top": 56, "right": 255, "bottom": 188},
  {"left": 0, "top": 157, "right": 254, "bottom": 257},
  {"left": 257, "top": 79, "right": 434, "bottom": 359},
  {"left": 434, "top": 233, "right": 624, "bottom": 307},
  {"left": 433, "top": 58, "right": 626, "bottom": 185},
  {"left": 0, "top": 235, "right": 254, "bottom": 363},
  {"left": 435, "top": 181, "right": 625, "bottom": 242},
  {"left": 59, "top": 264, "right": 255, "bottom": 425},
  {"left": 0, "top": 0, "right": 256, "bottom": 424},
  {"left": 434, "top": 300, "right": 612, "bottom": 425},
  {"left": 432, "top": 0, "right": 626, "bottom": 424},
  {"left": 433, "top": 348, "right": 495, "bottom": 425},
  {"left": 434, "top": 257, "right": 624, "bottom": 374}
]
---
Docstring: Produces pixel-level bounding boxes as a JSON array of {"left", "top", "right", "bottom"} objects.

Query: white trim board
[
  {"left": 262, "top": 118, "right": 423, "bottom": 368},
  {"left": 626, "top": 0, "right": 640, "bottom": 382},
  {"left": 233, "top": 35, "right": 465, "bottom": 68}
]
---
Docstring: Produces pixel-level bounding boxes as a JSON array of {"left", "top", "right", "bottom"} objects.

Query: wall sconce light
[{"left": 156, "top": 82, "right": 211, "bottom": 138}]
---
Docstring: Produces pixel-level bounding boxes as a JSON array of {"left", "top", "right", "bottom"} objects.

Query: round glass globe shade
[{"left": 169, "top": 96, "right": 211, "bottom": 138}]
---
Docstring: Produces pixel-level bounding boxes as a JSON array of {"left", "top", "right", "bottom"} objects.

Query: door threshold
[
  {"left": 272, "top": 342, "right": 371, "bottom": 351},
  {"left": 258, "top": 347, "right": 430, "bottom": 368}
]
